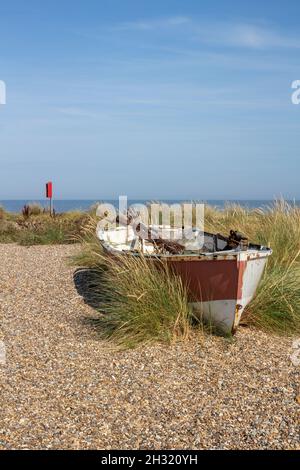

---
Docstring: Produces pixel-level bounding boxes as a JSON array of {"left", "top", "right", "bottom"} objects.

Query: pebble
[{"left": 0, "top": 244, "right": 299, "bottom": 449}]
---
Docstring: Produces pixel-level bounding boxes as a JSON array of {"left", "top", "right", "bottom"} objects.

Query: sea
[{"left": 0, "top": 199, "right": 299, "bottom": 213}]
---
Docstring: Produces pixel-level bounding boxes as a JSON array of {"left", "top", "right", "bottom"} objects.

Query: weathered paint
[
  {"left": 167, "top": 258, "right": 245, "bottom": 302},
  {"left": 97, "top": 225, "right": 271, "bottom": 334},
  {"left": 167, "top": 252, "right": 269, "bottom": 334}
]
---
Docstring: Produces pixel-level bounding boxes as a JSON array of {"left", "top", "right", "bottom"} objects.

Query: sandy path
[{"left": 0, "top": 244, "right": 299, "bottom": 449}]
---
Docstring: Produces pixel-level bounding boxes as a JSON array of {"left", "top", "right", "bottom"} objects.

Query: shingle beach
[{"left": 0, "top": 244, "right": 299, "bottom": 449}]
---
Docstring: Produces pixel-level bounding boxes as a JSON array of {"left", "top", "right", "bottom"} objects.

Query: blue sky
[{"left": 0, "top": 0, "right": 300, "bottom": 199}]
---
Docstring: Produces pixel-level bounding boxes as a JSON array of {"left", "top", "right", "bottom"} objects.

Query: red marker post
[{"left": 46, "top": 181, "right": 53, "bottom": 216}]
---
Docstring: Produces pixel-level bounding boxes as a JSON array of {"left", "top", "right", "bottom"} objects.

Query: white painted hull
[{"left": 97, "top": 225, "right": 271, "bottom": 334}]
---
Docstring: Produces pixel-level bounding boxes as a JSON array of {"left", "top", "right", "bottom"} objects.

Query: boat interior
[{"left": 98, "top": 225, "right": 269, "bottom": 256}]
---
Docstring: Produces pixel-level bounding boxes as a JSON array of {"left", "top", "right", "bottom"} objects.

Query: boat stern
[{"left": 189, "top": 250, "right": 271, "bottom": 334}]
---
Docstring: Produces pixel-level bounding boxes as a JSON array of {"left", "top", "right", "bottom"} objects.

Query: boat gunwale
[
  {"left": 100, "top": 243, "right": 272, "bottom": 262},
  {"left": 98, "top": 225, "right": 272, "bottom": 261}
]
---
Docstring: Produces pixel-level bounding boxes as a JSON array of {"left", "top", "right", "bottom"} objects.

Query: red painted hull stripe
[{"left": 169, "top": 259, "right": 247, "bottom": 302}]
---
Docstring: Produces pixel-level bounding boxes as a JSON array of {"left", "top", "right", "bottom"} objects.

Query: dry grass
[
  {"left": 72, "top": 218, "right": 194, "bottom": 348},
  {"left": 243, "top": 264, "right": 300, "bottom": 334},
  {"left": 26, "top": 202, "right": 44, "bottom": 216},
  {"left": 0, "top": 205, "right": 6, "bottom": 220},
  {"left": 203, "top": 199, "right": 300, "bottom": 334},
  {"left": 93, "top": 254, "right": 192, "bottom": 349},
  {"left": 0, "top": 208, "right": 89, "bottom": 245},
  {"left": 3, "top": 199, "right": 299, "bottom": 342},
  {"left": 71, "top": 216, "right": 104, "bottom": 268},
  {"left": 72, "top": 199, "right": 300, "bottom": 345}
]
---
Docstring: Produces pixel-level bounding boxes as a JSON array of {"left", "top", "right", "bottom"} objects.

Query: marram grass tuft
[
  {"left": 72, "top": 199, "right": 300, "bottom": 343},
  {"left": 204, "top": 199, "right": 300, "bottom": 334},
  {"left": 95, "top": 254, "right": 192, "bottom": 348}
]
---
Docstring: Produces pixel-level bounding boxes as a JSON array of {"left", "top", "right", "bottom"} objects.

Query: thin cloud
[
  {"left": 57, "top": 107, "right": 101, "bottom": 119},
  {"left": 111, "top": 16, "right": 300, "bottom": 50},
  {"left": 195, "top": 22, "right": 300, "bottom": 49},
  {"left": 113, "top": 16, "right": 191, "bottom": 31}
]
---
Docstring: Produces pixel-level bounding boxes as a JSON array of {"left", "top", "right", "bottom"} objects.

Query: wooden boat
[{"left": 97, "top": 224, "right": 272, "bottom": 334}]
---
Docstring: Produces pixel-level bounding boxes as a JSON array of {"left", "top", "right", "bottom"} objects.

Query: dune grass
[
  {"left": 0, "top": 206, "right": 89, "bottom": 245},
  {"left": 243, "top": 264, "right": 300, "bottom": 335},
  {"left": 23, "top": 202, "right": 44, "bottom": 216},
  {"left": 204, "top": 200, "right": 300, "bottom": 334},
  {"left": 2, "top": 199, "right": 300, "bottom": 344},
  {"left": 71, "top": 200, "right": 300, "bottom": 346},
  {"left": 0, "top": 205, "right": 7, "bottom": 220},
  {"left": 71, "top": 217, "right": 195, "bottom": 348},
  {"left": 71, "top": 216, "right": 105, "bottom": 267},
  {"left": 93, "top": 254, "right": 192, "bottom": 348}
]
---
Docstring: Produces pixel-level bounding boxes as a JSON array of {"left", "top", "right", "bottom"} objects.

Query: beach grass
[
  {"left": 71, "top": 217, "right": 194, "bottom": 348},
  {"left": 2, "top": 199, "right": 300, "bottom": 343},
  {"left": 71, "top": 199, "right": 300, "bottom": 345},
  {"left": 0, "top": 205, "right": 7, "bottom": 219},
  {"left": 243, "top": 263, "right": 300, "bottom": 334},
  {"left": 204, "top": 199, "right": 300, "bottom": 334},
  {"left": 70, "top": 216, "right": 105, "bottom": 268},
  {"left": 92, "top": 254, "right": 192, "bottom": 349},
  {"left": 0, "top": 205, "right": 89, "bottom": 245}
]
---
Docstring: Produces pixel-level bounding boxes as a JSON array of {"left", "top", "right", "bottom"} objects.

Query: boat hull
[
  {"left": 167, "top": 252, "right": 269, "bottom": 334},
  {"left": 97, "top": 225, "right": 271, "bottom": 334}
]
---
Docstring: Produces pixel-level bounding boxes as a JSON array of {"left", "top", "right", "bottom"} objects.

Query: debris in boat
[
  {"left": 148, "top": 238, "right": 185, "bottom": 255},
  {"left": 114, "top": 211, "right": 251, "bottom": 254},
  {"left": 224, "top": 230, "right": 249, "bottom": 251}
]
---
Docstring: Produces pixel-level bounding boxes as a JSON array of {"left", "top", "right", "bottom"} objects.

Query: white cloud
[
  {"left": 112, "top": 16, "right": 300, "bottom": 50},
  {"left": 114, "top": 16, "right": 191, "bottom": 31},
  {"left": 197, "top": 22, "right": 300, "bottom": 49},
  {"left": 56, "top": 107, "right": 99, "bottom": 118},
  {"left": 0, "top": 80, "right": 6, "bottom": 105}
]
